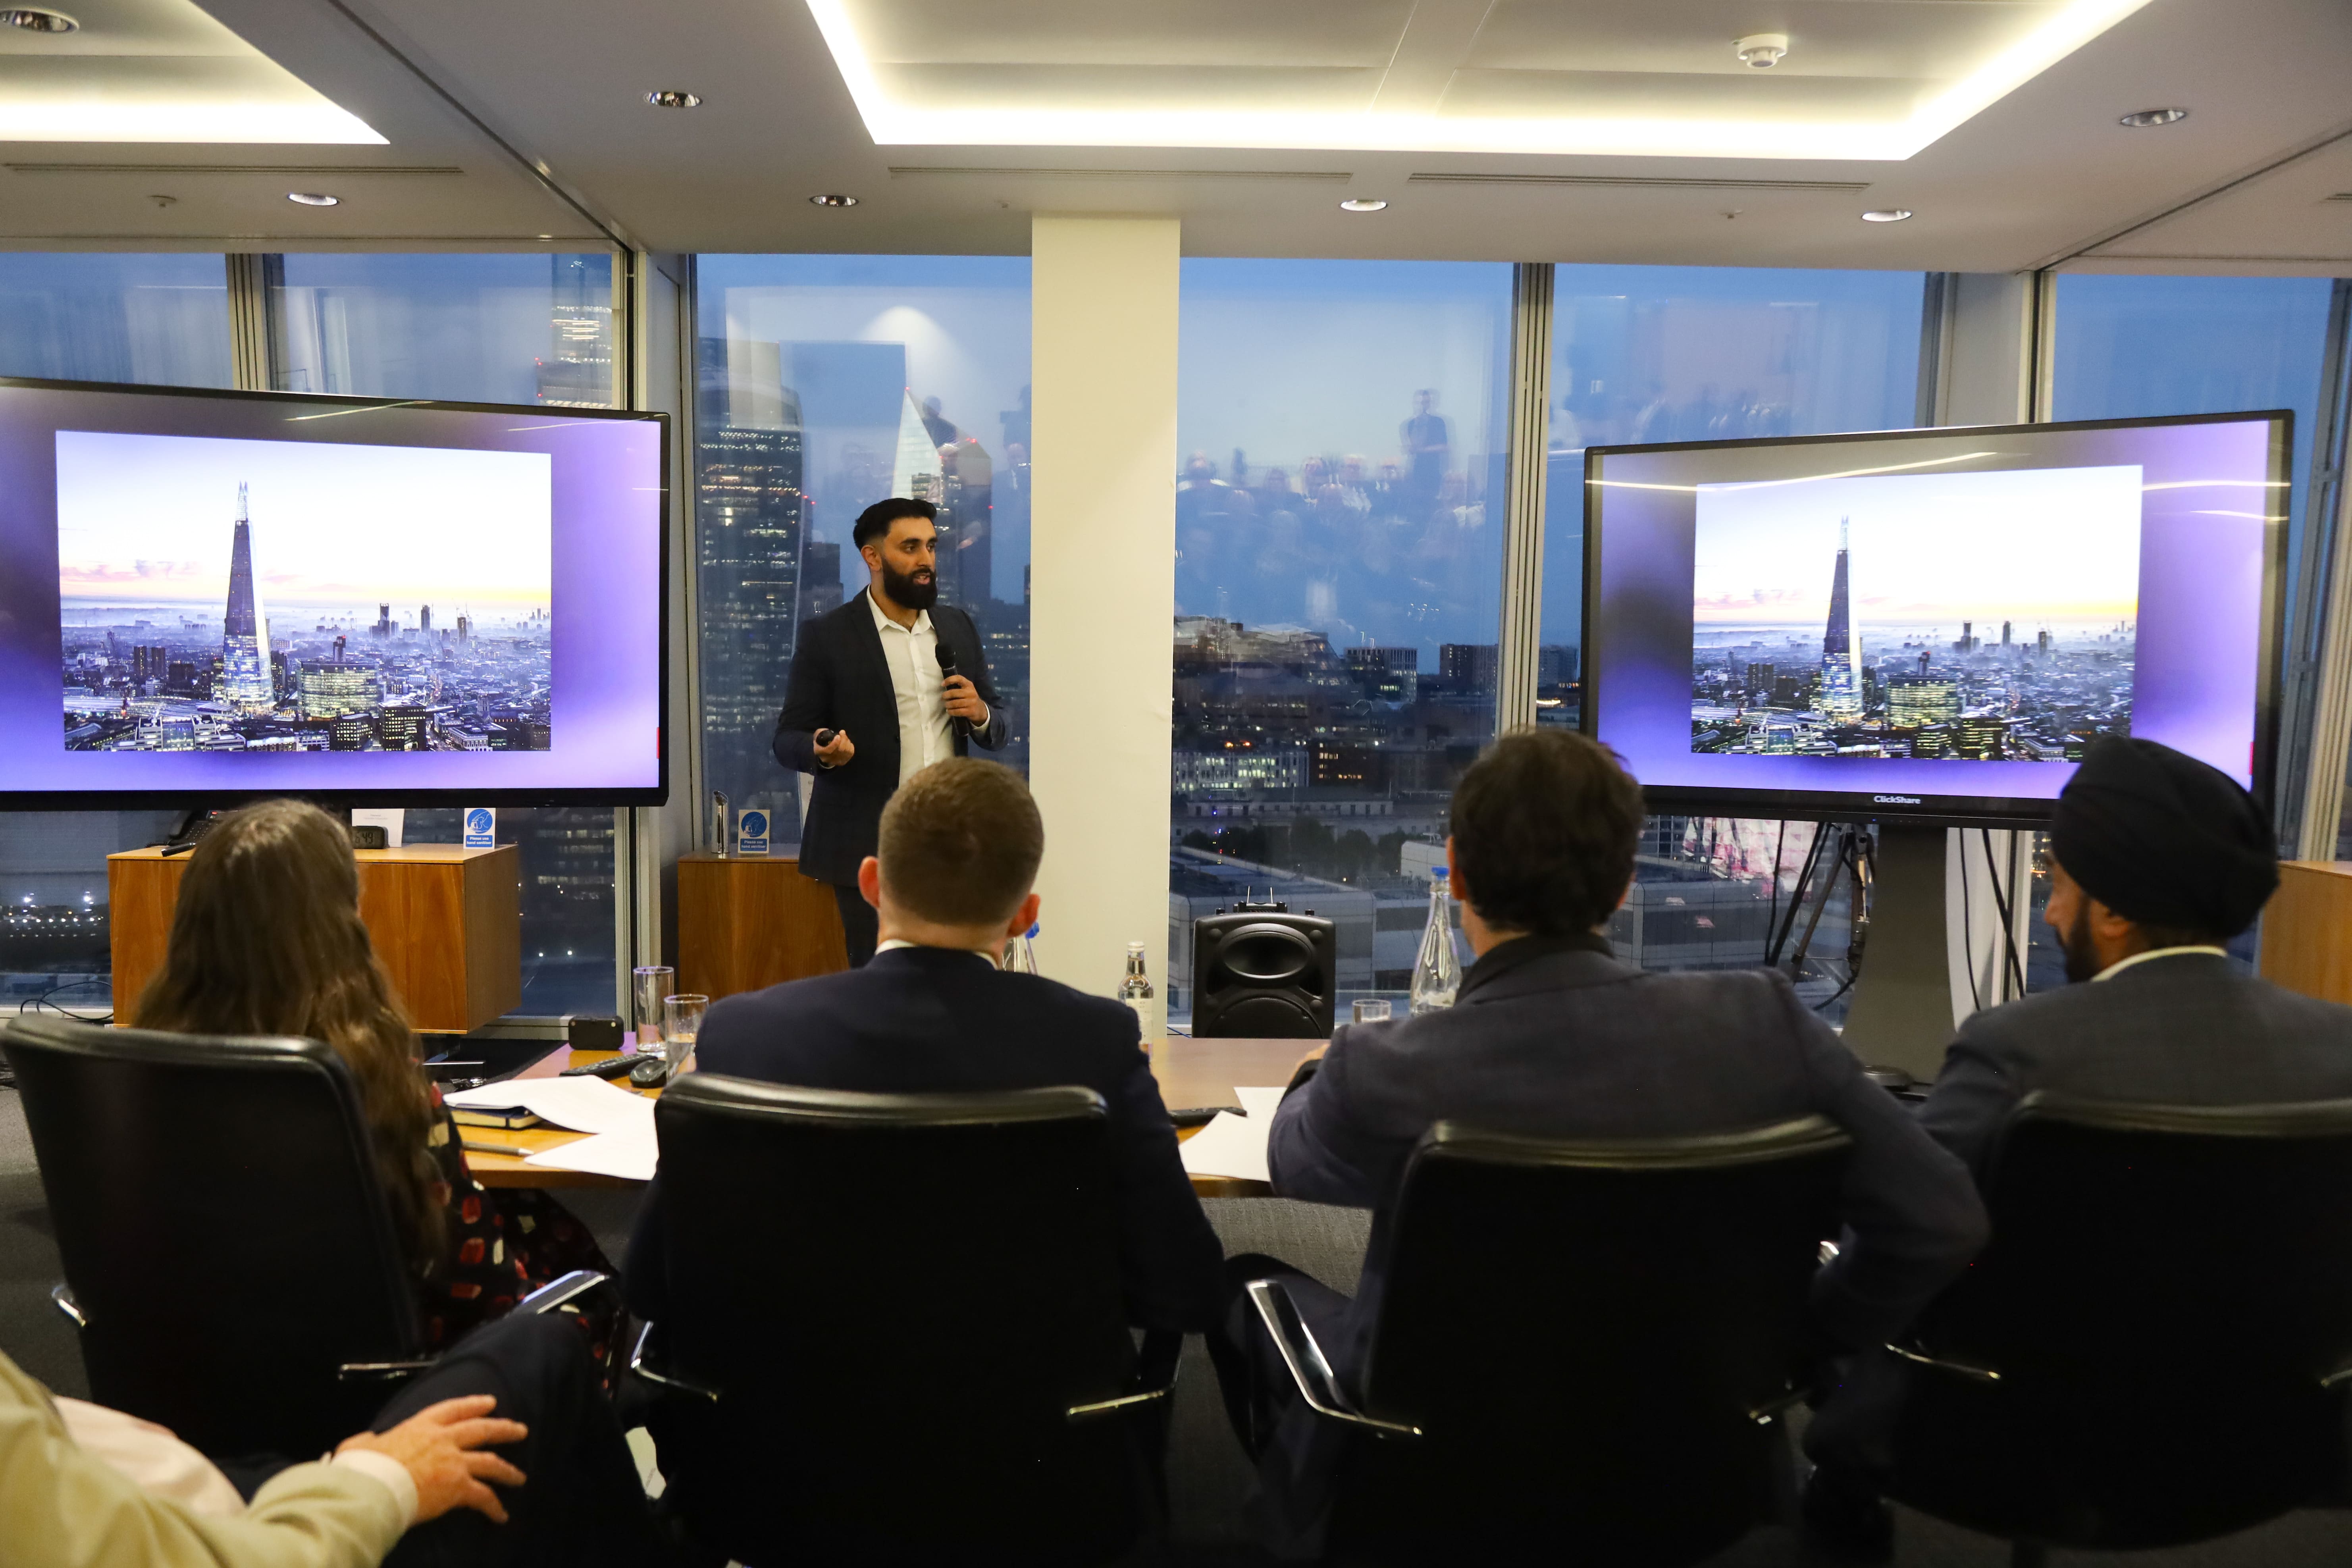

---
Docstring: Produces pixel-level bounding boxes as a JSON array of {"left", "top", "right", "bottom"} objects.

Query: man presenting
[{"left": 774, "top": 496, "right": 1007, "bottom": 966}]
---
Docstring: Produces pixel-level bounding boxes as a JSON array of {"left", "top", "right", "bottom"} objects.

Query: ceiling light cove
[
  {"left": 0, "top": 0, "right": 384, "bottom": 143},
  {"left": 803, "top": 0, "right": 2151, "bottom": 160}
]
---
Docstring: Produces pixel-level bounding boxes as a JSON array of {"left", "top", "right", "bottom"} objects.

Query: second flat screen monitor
[{"left": 1582, "top": 411, "right": 2288, "bottom": 824}]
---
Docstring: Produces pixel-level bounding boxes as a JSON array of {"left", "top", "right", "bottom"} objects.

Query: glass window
[
  {"left": 268, "top": 252, "right": 624, "bottom": 1015},
  {"left": 270, "top": 252, "right": 616, "bottom": 407},
  {"left": 693, "top": 256, "right": 1034, "bottom": 845},
  {"left": 2049, "top": 273, "right": 2335, "bottom": 974},
  {"left": 0, "top": 252, "right": 233, "bottom": 389},
  {"left": 1169, "top": 259, "right": 1513, "bottom": 1022},
  {"left": 1539, "top": 265, "right": 1926, "bottom": 1013},
  {"left": 0, "top": 255, "right": 234, "bottom": 1016}
]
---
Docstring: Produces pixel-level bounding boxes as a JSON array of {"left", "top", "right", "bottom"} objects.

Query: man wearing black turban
[
  {"left": 1911, "top": 735, "right": 2349, "bottom": 1182},
  {"left": 1805, "top": 738, "right": 2352, "bottom": 1559}
]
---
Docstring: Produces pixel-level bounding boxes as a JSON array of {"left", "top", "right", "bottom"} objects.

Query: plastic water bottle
[
  {"left": 1409, "top": 867, "right": 1462, "bottom": 1015},
  {"left": 1118, "top": 941, "right": 1155, "bottom": 1032},
  {"left": 1003, "top": 921, "right": 1040, "bottom": 973}
]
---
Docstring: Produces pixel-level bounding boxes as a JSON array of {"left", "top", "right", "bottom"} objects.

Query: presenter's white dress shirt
[{"left": 869, "top": 594, "right": 956, "bottom": 788}]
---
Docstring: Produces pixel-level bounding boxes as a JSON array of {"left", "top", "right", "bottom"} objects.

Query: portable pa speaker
[{"left": 1191, "top": 913, "right": 1336, "bottom": 1039}]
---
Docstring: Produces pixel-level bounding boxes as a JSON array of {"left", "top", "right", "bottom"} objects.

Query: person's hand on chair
[{"left": 339, "top": 1395, "right": 528, "bottom": 1524}]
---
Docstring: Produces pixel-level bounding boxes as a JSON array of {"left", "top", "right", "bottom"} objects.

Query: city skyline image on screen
[
  {"left": 57, "top": 430, "right": 554, "bottom": 756},
  {"left": 1689, "top": 464, "right": 2143, "bottom": 763}
]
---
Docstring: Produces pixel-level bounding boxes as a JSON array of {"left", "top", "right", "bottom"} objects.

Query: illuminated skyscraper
[
  {"left": 220, "top": 483, "right": 273, "bottom": 712},
  {"left": 1819, "top": 517, "right": 1862, "bottom": 719}
]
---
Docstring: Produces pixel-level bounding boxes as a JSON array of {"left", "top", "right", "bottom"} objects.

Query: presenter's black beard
[{"left": 883, "top": 561, "right": 937, "bottom": 610}]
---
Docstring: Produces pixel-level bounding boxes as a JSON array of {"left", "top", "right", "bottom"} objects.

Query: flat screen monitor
[
  {"left": 0, "top": 377, "right": 667, "bottom": 807},
  {"left": 1583, "top": 411, "right": 2288, "bottom": 826}
]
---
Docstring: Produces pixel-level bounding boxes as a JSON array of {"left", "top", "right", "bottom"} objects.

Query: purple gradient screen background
[
  {"left": 1589, "top": 417, "right": 2279, "bottom": 803},
  {"left": 0, "top": 384, "right": 664, "bottom": 796}
]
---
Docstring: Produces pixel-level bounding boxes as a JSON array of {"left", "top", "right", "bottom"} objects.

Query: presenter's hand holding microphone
[{"left": 937, "top": 643, "right": 986, "bottom": 733}]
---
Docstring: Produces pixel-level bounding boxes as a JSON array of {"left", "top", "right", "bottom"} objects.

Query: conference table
[{"left": 459, "top": 1034, "right": 1315, "bottom": 1197}]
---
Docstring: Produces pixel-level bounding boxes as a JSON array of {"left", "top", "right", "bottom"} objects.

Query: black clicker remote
[{"left": 559, "top": 1055, "right": 638, "bottom": 1080}]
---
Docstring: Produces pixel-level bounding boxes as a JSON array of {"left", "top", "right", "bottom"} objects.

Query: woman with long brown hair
[{"left": 135, "top": 798, "right": 615, "bottom": 1354}]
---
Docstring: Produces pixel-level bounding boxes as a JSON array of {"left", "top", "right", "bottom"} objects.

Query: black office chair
[
  {"left": 1247, "top": 1114, "right": 1851, "bottom": 1566},
  {"left": 1884, "top": 1091, "right": 2352, "bottom": 1565},
  {"left": 630, "top": 1072, "right": 1175, "bottom": 1567},
  {"left": 1, "top": 1013, "right": 606, "bottom": 1458}
]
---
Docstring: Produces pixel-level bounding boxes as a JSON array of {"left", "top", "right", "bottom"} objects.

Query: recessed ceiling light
[
  {"left": 287, "top": 192, "right": 339, "bottom": 207},
  {"left": 1, "top": 9, "right": 78, "bottom": 33},
  {"left": 2119, "top": 106, "right": 2188, "bottom": 128},
  {"left": 646, "top": 91, "right": 702, "bottom": 109},
  {"left": 809, "top": 193, "right": 859, "bottom": 207},
  {"left": 1860, "top": 208, "right": 1913, "bottom": 222},
  {"left": 1339, "top": 198, "right": 1387, "bottom": 212}
]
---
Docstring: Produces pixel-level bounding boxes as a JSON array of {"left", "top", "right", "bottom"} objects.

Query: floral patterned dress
[{"left": 419, "top": 1082, "right": 621, "bottom": 1365}]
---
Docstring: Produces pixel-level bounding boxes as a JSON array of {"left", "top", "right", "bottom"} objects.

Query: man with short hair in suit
[
  {"left": 1803, "top": 737, "right": 2352, "bottom": 1559},
  {"left": 774, "top": 497, "right": 1008, "bottom": 967},
  {"left": 1207, "top": 728, "right": 1989, "bottom": 1558},
  {"left": 624, "top": 759, "right": 1225, "bottom": 1518}
]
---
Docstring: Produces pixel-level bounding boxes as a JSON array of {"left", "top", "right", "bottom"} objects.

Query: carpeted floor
[{"left": 6, "top": 1082, "right": 2351, "bottom": 1565}]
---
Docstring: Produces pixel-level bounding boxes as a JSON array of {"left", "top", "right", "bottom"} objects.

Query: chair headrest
[
  {"left": 3, "top": 1013, "right": 336, "bottom": 1074},
  {"left": 1412, "top": 1113, "right": 1850, "bottom": 1172},
  {"left": 661, "top": 1072, "right": 1108, "bottom": 1128},
  {"left": 2010, "top": 1090, "right": 2352, "bottom": 1140}
]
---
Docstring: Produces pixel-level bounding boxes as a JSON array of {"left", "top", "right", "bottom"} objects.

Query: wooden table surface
[{"left": 460, "top": 1035, "right": 1315, "bottom": 1195}]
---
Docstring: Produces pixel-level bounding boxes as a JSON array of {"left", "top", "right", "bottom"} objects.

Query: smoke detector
[{"left": 1734, "top": 33, "right": 1789, "bottom": 68}]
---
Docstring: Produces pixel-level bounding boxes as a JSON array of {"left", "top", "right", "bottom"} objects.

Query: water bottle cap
[
  {"left": 1026, "top": 923, "right": 1040, "bottom": 938},
  {"left": 1432, "top": 865, "right": 1447, "bottom": 877}
]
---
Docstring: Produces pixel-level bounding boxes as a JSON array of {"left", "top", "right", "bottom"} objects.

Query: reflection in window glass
[
  {"left": 1169, "top": 260, "right": 1512, "bottom": 1022},
  {"left": 270, "top": 253, "right": 616, "bottom": 407},
  {"left": 268, "top": 253, "right": 624, "bottom": 1015},
  {"left": 2049, "top": 273, "right": 2332, "bottom": 975},
  {"left": 693, "top": 256, "right": 1033, "bottom": 843},
  {"left": 1541, "top": 265, "right": 1926, "bottom": 1014},
  {"left": 0, "top": 252, "right": 233, "bottom": 389},
  {"left": 0, "top": 255, "right": 233, "bottom": 1016}
]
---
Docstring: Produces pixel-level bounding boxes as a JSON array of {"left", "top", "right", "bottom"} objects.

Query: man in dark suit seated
[
  {"left": 1804, "top": 736, "right": 2352, "bottom": 1558},
  {"left": 1205, "top": 728, "right": 1989, "bottom": 1558},
  {"left": 623, "top": 759, "right": 1225, "bottom": 1468}
]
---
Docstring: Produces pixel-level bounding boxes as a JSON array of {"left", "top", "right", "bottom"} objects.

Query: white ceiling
[
  {"left": 0, "top": 0, "right": 2344, "bottom": 275},
  {"left": 0, "top": 0, "right": 379, "bottom": 142},
  {"left": 812, "top": 0, "right": 2152, "bottom": 161}
]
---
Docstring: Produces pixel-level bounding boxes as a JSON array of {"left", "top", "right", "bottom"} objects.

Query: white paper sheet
[
  {"left": 1235, "top": 1085, "right": 1289, "bottom": 1124},
  {"left": 524, "top": 1125, "right": 659, "bottom": 1181},
  {"left": 1179, "top": 1110, "right": 1271, "bottom": 1183},
  {"left": 444, "top": 1076, "right": 655, "bottom": 1136}
]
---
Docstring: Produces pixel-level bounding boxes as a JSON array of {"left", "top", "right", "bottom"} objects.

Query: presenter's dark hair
[
  {"left": 134, "top": 799, "right": 444, "bottom": 1272},
  {"left": 1451, "top": 729, "right": 1643, "bottom": 938},
  {"left": 879, "top": 758, "right": 1043, "bottom": 925},
  {"left": 853, "top": 496, "right": 937, "bottom": 549}
]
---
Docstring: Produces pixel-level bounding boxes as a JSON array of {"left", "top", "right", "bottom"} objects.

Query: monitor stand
[{"left": 1839, "top": 822, "right": 1954, "bottom": 1081}]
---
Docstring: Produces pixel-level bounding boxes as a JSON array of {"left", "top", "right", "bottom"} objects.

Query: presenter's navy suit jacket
[
  {"left": 772, "top": 589, "right": 1006, "bottom": 886},
  {"left": 624, "top": 946, "right": 1224, "bottom": 1334}
]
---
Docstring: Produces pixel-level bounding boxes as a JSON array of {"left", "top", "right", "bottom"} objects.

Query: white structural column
[{"left": 1027, "top": 215, "right": 1181, "bottom": 1025}]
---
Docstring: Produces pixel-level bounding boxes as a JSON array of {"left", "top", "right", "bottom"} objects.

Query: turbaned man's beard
[
  {"left": 2060, "top": 905, "right": 2102, "bottom": 984},
  {"left": 882, "top": 560, "right": 937, "bottom": 611}
]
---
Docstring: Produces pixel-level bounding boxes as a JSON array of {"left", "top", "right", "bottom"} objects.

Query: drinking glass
[
  {"left": 663, "top": 993, "right": 709, "bottom": 1075},
  {"left": 632, "top": 965, "right": 673, "bottom": 1054},
  {"left": 1352, "top": 998, "right": 1393, "bottom": 1024}
]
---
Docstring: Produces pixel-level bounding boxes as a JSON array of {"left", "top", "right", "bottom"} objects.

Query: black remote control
[{"left": 559, "top": 1055, "right": 638, "bottom": 1080}]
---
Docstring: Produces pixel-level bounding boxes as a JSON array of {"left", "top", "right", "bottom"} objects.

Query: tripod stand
[{"left": 1763, "top": 821, "right": 1874, "bottom": 1005}]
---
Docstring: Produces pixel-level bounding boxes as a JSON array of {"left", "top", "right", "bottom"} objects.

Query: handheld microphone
[{"left": 935, "top": 642, "right": 969, "bottom": 740}]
